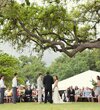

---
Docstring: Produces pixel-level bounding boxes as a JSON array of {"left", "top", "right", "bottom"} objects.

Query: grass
[{"left": 0, "top": 102, "right": 100, "bottom": 110}]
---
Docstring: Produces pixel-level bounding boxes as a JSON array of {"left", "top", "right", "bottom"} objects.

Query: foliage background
[{"left": 0, "top": 49, "right": 100, "bottom": 86}]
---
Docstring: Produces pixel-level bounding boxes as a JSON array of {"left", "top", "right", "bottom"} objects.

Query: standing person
[
  {"left": 43, "top": 72, "right": 54, "bottom": 103},
  {"left": 52, "top": 75, "right": 63, "bottom": 104},
  {"left": 0, "top": 75, "right": 6, "bottom": 104},
  {"left": 0, "top": 75, "right": 1, "bottom": 103},
  {"left": 95, "top": 76, "right": 100, "bottom": 103},
  {"left": 37, "top": 73, "right": 43, "bottom": 103},
  {"left": 12, "top": 73, "right": 18, "bottom": 104}
]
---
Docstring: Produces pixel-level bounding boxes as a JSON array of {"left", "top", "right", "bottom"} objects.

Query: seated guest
[
  {"left": 67, "top": 86, "right": 75, "bottom": 102},
  {"left": 24, "top": 85, "right": 32, "bottom": 102},
  {"left": 17, "top": 85, "right": 25, "bottom": 102},
  {"left": 32, "top": 88, "right": 38, "bottom": 102},
  {"left": 81, "top": 87, "right": 85, "bottom": 97},
  {"left": 62, "top": 90, "right": 69, "bottom": 102},
  {"left": 5, "top": 88, "right": 12, "bottom": 103},
  {"left": 82, "top": 87, "right": 94, "bottom": 102},
  {"left": 74, "top": 86, "right": 81, "bottom": 102}
]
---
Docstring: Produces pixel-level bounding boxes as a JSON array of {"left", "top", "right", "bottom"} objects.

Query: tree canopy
[
  {"left": 0, "top": 51, "right": 19, "bottom": 86},
  {"left": 19, "top": 55, "right": 46, "bottom": 83},
  {"left": 49, "top": 49, "right": 100, "bottom": 80},
  {"left": 0, "top": 51, "right": 46, "bottom": 85},
  {"left": 0, "top": 0, "right": 100, "bottom": 57},
  {"left": 0, "top": 49, "right": 100, "bottom": 86}
]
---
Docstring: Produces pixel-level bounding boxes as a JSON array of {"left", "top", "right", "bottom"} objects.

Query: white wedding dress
[{"left": 53, "top": 80, "right": 63, "bottom": 104}]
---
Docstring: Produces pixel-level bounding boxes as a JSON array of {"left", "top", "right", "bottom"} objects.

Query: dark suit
[
  {"left": 12, "top": 87, "right": 17, "bottom": 103},
  {"left": 43, "top": 74, "right": 54, "bottom": 103},
  {"left": 67, "top": 88, "right": 75, "bottom": 102},
  {"left": 24, "top": 89, "right": 32, "bottom": 102},
  {"left": 0, "top": 88, "right": 5, "bottom": 104}
]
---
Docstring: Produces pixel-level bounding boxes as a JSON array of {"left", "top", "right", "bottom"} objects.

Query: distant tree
[
  {"left": 49, "top": 49, "right": 100, "bottom": 80},
  {"left": 0, "top": 52, "right": 20, "bottom": 86},
  {"left": 92, "top": 49, "right": 100, "bottom": 71},
  {"left": 19, "top": 55, "right": 46, "bottom": 83}
]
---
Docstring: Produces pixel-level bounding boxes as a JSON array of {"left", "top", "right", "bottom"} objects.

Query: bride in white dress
[{"left": 52, "top": 75, "right": 63, "bottom": 104}]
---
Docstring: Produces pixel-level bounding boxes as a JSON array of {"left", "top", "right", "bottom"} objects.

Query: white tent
[{"left": 58, "top": 70, "right": 100, "bottom": 90}]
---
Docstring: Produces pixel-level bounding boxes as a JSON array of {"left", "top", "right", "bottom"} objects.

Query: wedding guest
[
  {"left": 32, "top": 88, "right": 38, "bottom": 102},
  {"left": 37, "top": 73, "right": 43, "bottom": 103},
  {"left": 17, "top": 85, "right": 25, "bottom": 102},
  {"left": 0, "top": 74, "right": 6, "bottom": 104},
  {"left": 5, "top": 88, "right": 12, "bottom": 103},
  {"left": 62, "top": 90, "right": 69, "bottom": 102},
  {"left": 74, "top": 86, "right": 81, "bottom": 102},
  {"left": 81, "top": 87, "right": 85, "bottom": 97},
  {"left": 0, "top": 75, "right": 1, "bottom": 102},
  {"left": 83, "top": 87, "right": 93, "bottom": 102},
  {"left": 95, "top": 76, "right": 100, "bottom": 103},
  {"left": 24, "top": 85, "right": 32, "bottom": 102},
  {"left": 67, "top": 86, "right": 75, "bottom": 102},
  {"left": 12, "top": 73, "right": 18, "bottom": 104}
]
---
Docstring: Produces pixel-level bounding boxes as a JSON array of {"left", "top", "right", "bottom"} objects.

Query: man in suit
[{"left": 43, "top": 72, "right": 54, "bottom": 103}]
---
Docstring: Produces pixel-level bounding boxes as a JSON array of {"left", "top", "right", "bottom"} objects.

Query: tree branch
[
  {"left": 64, "top": 40, "right": 100, "bottom": 57},
  {"left": 18, "top": 19, "right": 100, "bottom": 58}
]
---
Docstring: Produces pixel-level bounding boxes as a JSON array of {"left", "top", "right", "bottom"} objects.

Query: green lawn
[{"left": 0, "top": 102, "right": 100, "bottom": 110}]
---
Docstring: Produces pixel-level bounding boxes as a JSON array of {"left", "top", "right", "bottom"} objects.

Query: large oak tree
[{"left": 0, "top": 0, "right": 100, "bottom": 57}]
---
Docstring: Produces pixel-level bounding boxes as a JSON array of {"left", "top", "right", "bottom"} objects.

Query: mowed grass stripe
[{"left": 0, "top": 102, "right": 100, "bottom": 110}]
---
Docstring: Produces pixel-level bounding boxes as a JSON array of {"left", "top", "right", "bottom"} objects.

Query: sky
[
  {"left": 0, "top": 42, "right": 61, "bottom": 66},
  {"left": 16, "top": 0, "right": 42, "bottom": 4}
]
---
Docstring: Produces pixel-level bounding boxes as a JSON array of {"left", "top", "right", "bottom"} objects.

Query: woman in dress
[
  {"left": 74, "top": 86, "right": 81, "bottom": 102},
  {"left": 52, "top": 75, "right": 63, "bottom": 104},
  {"left": 95, "top": 76, "right": 100, "bottom": 103}
]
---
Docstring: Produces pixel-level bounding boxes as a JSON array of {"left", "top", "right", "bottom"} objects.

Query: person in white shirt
[
  {"left": 12, "top": 73, "right": 18, "bottom": 104},
  {"left": 0, "top": 76, "right": 1, "bottom": 103},
  {"left": 37, "top": 73, "right": 43, "bottom": 103},
  {"left": 0, "top": 74, "right": 6, "bottom": 104}
]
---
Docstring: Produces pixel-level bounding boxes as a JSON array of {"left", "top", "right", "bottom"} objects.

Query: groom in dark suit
[{"left": 43, "top": 72, "right": 54, "bottom": 103}]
